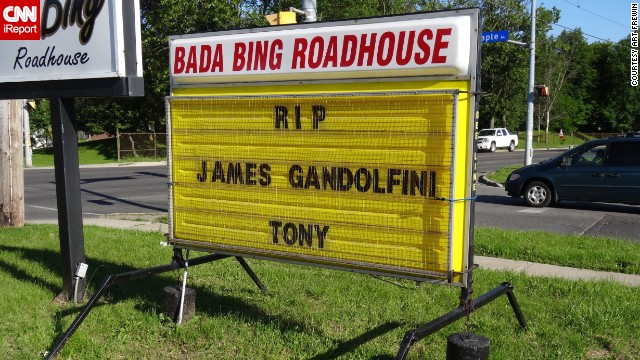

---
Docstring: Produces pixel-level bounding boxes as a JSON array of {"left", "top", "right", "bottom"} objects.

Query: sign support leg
[
  {"left": 45, "top": 250, "right": 269, "bottom": 358},
  {"left": 45, "top": 251, "right": 232, "bottom": 359},
  {"left": 50, "top": 97, "right": 87, "bottom": 302},
  {"left": 177, "top": 249, "right": 190, "bottom": 326},
  {"left": 235, "top": 256, "right": 267, "bottom": 293},
  {"left": 395, "top": 282, "right": 526, "bottom": 360}
]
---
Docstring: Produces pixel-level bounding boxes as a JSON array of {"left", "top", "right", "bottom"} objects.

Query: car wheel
[
  {"left": 508, "top": 141, "right": 515, "bottom": 152},
  {"left": 523, "top": 181, "right": 552, "bottom": 207},
  {"left": 490, "top": 142, "right": 496, "bottom": 152}
]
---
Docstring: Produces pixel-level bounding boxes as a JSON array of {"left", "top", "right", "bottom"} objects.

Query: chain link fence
[{"left": 117, "top": 132, "right": 166, "bottom": 161}]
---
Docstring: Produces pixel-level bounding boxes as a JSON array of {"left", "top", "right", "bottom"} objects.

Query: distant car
[
  {"left": 30, "top": 134, "right": 51, "bottom": 149},
  {"left": 477, "top": 128, "right": 518, "bottom": 152},
  {"left": 505, "top": 137, "right": 640, "bottom": 207}
]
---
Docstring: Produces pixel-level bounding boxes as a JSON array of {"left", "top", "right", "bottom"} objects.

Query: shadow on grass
[
  {"left": 79, "top": 138, "right": 117, "bottom": 160},
  {"left": 0, "top": 256, "right": 60, "bottom": 294},
  {"left": 0, "top": 244, "right": 327, "bottom": 354},
  {"left": 308, "top": 321, "right": 403, "bottom": 360},
  {"left": 33, "top": 138, "right": 118, "bottom": 162}
]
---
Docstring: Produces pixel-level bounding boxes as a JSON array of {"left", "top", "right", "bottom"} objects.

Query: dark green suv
[{"left": 505, "top": 137, "right": 640, "bottom": 207}]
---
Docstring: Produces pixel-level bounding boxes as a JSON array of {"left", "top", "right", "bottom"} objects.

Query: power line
[
  {"left": 560, "top": 0, "right": 627, "bottom": 29},
  {"left": 551, "top": 23, "right": 632, "bottom": 48},
  {"left": 552, "top": 22, "right": 614, "bottom": 42}
]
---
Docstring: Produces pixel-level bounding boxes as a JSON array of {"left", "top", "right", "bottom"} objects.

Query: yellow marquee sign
[{"left": 168, "top": 10, "right": 479, "bottom": 285}]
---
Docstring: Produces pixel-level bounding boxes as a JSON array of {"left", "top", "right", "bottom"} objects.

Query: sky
[{"left": 539, "top": 0, "right": 635, "bottom": 43}]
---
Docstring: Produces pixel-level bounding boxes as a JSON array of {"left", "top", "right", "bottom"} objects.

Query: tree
[
  {"left": 589, "top": 38, "right": 640, "bottom": 132},
  {"left": 28, "top": 99, "right": 52, "bottom": 144},
  {"left": 478, "top": 1, "right": 558, "bottom": 131},
  {"left": 317, "top": 0, "right": 427, "bottom": 20},
  {"left": 536, "top": 29, "right": 594, "bottom": 142},
  {"left": 73, "top": 0, "right": 462, "bottom": 134},
  {"left": 65, "top": 0, "right": 633, "bottom": 137},
  {"left": 75, "top": 0, "right": 263, "bottom": 135}
]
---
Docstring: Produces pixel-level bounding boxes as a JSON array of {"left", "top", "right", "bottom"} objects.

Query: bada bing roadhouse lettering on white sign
[
  {"left": 174, "top": 29, "right": 452, "bottom": 73},
  {"left": 170, "top": 17, "right": 471, "bottom": 82},
  {"left": 41, "top": 0, "right": 105, "bottom": 45},
  {"left": 8, "top": 0, "right": 105, "bottom": 71}
]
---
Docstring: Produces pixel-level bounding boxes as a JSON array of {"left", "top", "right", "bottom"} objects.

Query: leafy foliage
[
  {"left": 478, "top": 2, "right": 562, "bottom": 131},
  {"left": 589, "top": 37, "right": 640, "bottom": 132},
  {"left": 536, "top": 29, "right": 594, "bottom": 134},
  {"left": 28, "top": 99, "right": 51, "bottom": 137}
]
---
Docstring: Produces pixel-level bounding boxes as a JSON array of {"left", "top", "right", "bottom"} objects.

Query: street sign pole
[
  {"left": 481, "top": 14, "right": 536, "bottom": 166},
  {"left": 525, "top": 0, "right": 536, "bottom": 166}
]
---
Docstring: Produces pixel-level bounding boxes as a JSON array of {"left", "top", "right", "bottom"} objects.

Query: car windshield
[{"left": 478, "top": 130, "right": 495, "bottom": 136}]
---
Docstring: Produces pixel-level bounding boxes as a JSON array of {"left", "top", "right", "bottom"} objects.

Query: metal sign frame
[{"left": 167, "top": 10, "right": 480, "bottom": 288}]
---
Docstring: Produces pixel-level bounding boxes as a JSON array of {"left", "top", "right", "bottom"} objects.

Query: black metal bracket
[
  {"left": 395, "top": 282, "right": 527, "bottom": 360},
  {"left": 44, "top": 250, "right": 266, "bottom": 359}
]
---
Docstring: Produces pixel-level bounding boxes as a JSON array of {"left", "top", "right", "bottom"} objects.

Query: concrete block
[{"left": 162, "top": 285, "right": 196, "bottom": 323}]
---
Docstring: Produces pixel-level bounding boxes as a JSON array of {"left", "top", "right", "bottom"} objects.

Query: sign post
[
  {"left": 50, "top": 97, "right": 87, "bottom": 301},
  {"left": 0, "top": 0, "right": 144, "bottom": 302}
]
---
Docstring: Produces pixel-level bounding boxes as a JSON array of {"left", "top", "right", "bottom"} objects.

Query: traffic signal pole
[
  {"left": 301, "top": 0, "right": 317, "bottom": 22},
  {"left": 525, "top": 0, "right": 536, "bottom": 166}
]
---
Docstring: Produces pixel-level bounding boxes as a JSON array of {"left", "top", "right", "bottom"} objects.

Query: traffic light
[
  {"left": 535, "top": 85, "right": 549, "bottom": 97},
  {"left": 265, "top": 11, "right": 297, "bottom": 25}
]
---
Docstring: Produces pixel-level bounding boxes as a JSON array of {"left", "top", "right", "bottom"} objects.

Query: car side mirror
[{"left": 561, "top": 156, "right": 571, "bottom": 167}]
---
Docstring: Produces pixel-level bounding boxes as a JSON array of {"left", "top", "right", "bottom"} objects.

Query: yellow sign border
[{"left": 168, "top": 80, "right": 474, "bottom": 285}]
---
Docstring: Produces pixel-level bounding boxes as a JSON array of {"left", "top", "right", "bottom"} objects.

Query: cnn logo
[
  {"left": 4, "top": 6, "right": 37, "bottom": 22},
  {"left": 0, "top": 0, "right": 40, "bottom": 40}
]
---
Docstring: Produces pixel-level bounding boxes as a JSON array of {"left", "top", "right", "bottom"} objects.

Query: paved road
[
  {"left": 25, "top": 149, "right": 562, "bottom": 220},
  {"left": 25, "top": 164, "right": 169, "bottom": 221},
  {"left": 476, "top": 149, "right": 565, "bottom": 173}
]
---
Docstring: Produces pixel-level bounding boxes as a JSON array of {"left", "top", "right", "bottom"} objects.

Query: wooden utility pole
[{"left": 0, "top": 99, "right": 24, "bottom": 227}]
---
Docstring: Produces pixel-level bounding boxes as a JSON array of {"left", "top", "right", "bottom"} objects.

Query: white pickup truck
[{"left": 476, "top": 128, "right": 518, "bottom": 152}]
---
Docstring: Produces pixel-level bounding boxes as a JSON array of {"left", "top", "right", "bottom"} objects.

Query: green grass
[
  {"left": 475, "top": 228, "right": 640, "bottom": 274},
  {"left": 483, "top": 164, "right": 522, "bottom": 186},
  {"left": 517, "top": 131, "right": 585, "bottom": 149},
  {"left": 30, "top": 138, "right": 165, "bottom": 167},
  {"left": 0, "top": 225, "right": 638, "bottom": 359}
]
